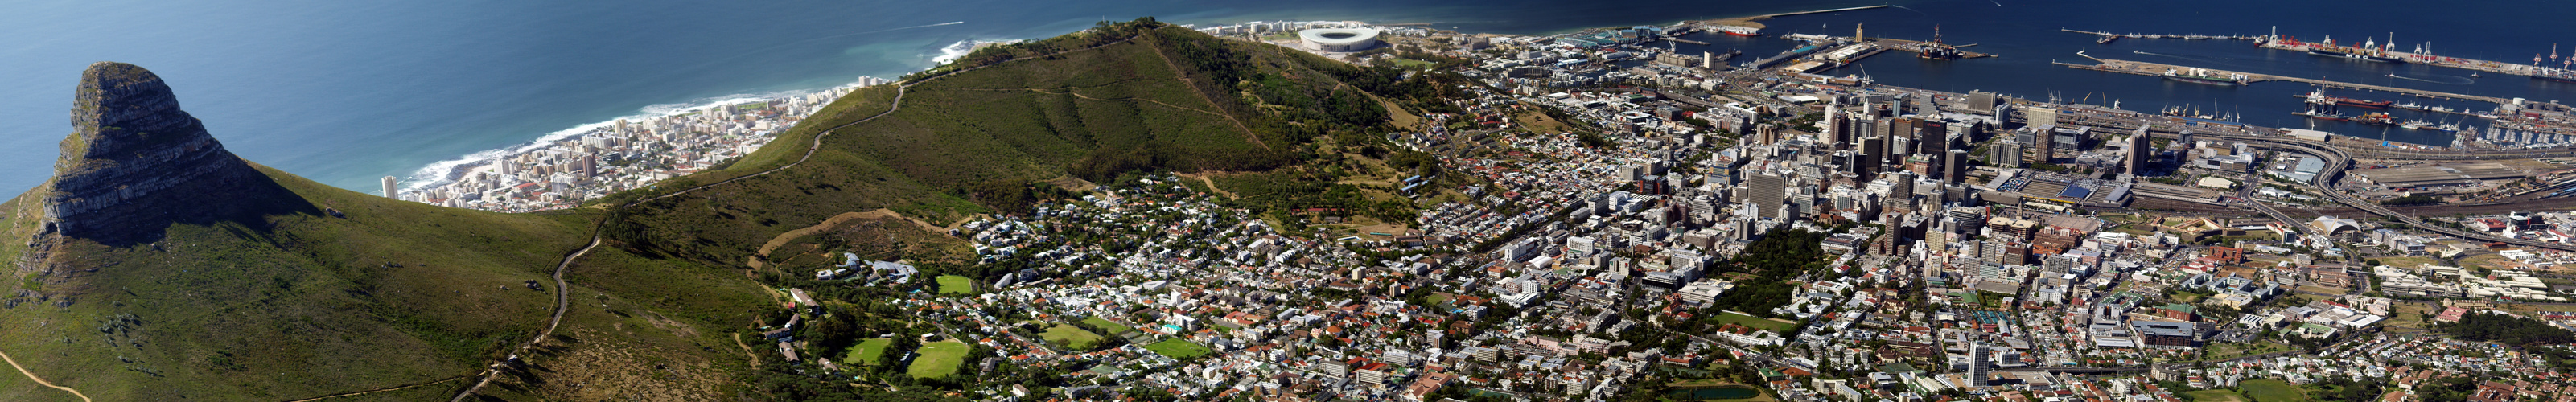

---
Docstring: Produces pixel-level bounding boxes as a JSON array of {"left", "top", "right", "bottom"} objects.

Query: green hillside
[
  {"left": 601, "top": 19, "right": 1424, "bottom": 269},
  {"left": 0, "top": 18, "right": 1447, "bottom": 401},
  {"left": 0, "top": 164, "right": 773, "bottom": 401}
]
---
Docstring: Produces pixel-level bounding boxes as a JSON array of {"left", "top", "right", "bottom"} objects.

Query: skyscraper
[
  {"left": 1990, "top": 141, "right": 2024, "bottom": 169},
  {"left": 1747, "top": 171, "right": 1788, "bottom": 221},
  {"left": 1856, "top": 136, "right": 1885, "bottom": 177},
  {"left": 1825, "top": 105, "right": 1851, "bottom": 150},
  {"left": 1945, "top": 149, "right": 1970, "bottom": 183},
  {"left": 1969, "top": 343, "right": 1991, "bottom": 388},
  {"left": 1916, "top": 121, "right": 1948, "bottom": 156},
  {"left": 2126, "top": 125, "right": 2154, "bottom": 176},
  {"left": 381, "top": 176, "right": 397, "bottom": 199},
  {"left": 2031, "top": 127, "right": 2055, "bottom": 164}
]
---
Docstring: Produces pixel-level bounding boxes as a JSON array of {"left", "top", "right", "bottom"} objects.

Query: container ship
[
  {"left": 2307, "top": 47, "right": 2405, "bottom": 63},
  {"left": 2533, "top": 50, "right": 2576, "bottom": 84}
]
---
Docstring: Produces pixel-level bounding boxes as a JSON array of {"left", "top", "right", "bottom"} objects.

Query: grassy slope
[
  {"left": 844, "top": 338, "right": 891, "bottom": 367},
  {"left": 0, "top": 163, "right": 768, "bottom": 400},
  {"left": 604, "top": 25, "right": 1374, "bottom": 269},
  {"left": 0, "top": 165, "right": 583, "bottom": 400}
]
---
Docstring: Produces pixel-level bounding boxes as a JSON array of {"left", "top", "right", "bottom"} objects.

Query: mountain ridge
[
  {"left": 0, "top": 19, "right": 1426, "bottom": 401},
  {"left": 34, "top": 62, "right": 303, "bottom": 248}
]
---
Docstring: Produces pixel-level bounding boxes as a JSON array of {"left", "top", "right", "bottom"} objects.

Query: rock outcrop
[{"left": 35, "top": 62, "right": 302, "bottom": 245}]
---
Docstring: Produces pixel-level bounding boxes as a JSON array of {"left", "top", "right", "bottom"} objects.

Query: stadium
[{"left": 1298, "top": 28, "right": 1381, "bottom": 52}]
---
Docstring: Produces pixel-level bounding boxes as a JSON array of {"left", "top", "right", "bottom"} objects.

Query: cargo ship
[
  {"left": 2331, "top": 96, "right": 2392, "bottom": 109},
  {"left": 1715, "top": 26, "right": 1761, "bottom": 37},
  {"left": 2306, "top": 90, "right": 2391, "bottom": 108},
  {"left": 2306, "top": 47, "right": 2405, "bottom": 64},
  {"left": 2162, "top": 68, "right": 2246, "bottom": 86},
  {"left": 2294, "top": 111, "right": 2352, "bottom": 121}
]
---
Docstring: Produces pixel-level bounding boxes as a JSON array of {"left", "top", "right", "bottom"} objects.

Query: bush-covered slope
[{"left": 602, "top": 20, "right": 1408, "bottom": 267}]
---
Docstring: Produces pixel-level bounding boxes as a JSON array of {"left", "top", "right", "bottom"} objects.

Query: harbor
[
  {"left": 2068, "top": 27, "right": 2555, "bottom": 80},
  {"left": 2056, "top": 53, "right": 2511, "bottom": 104}
]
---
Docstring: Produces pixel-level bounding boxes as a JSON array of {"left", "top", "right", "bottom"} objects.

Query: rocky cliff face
[{"left": 35, "top": 62, "right": 298, "bottom": 245}]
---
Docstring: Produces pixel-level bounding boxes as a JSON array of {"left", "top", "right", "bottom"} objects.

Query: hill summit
[{"left": 35, "top": 62, "right": 302, "bottom": 246}]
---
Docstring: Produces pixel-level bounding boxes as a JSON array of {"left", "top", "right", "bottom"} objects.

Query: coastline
[
  {"left": 393, "top": 37, "right": 1025, "bottom": 212},
  {"left": 391, "top": 6, "right": 1892, "bottom": 213}
]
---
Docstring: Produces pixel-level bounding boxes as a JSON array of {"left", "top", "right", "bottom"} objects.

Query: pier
[
  {"left": 2060, "top": 29, "right": 2265, "bottom": 42},
  {"left": 2060, "top": 55, "right": 2509, "bottom": 105},
  {"left": 1764, "top": 5, "right": 1890, "bottom": 18},
  {"left": 1669, "top": 38, "right": 1710, "bottom": 45},
  {"left": 1870, "top": 38, "right": 1995, "bottom": 59}
]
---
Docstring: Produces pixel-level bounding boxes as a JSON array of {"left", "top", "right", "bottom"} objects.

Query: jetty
[
  {"left": 2058, "top": 55, "right": 2509, "bottom": 105},
  {"left": 2060, "top": 29, "right": 2265, "bottom": 42},
  {"left": 1766, "top": 5, "right": 1891, "bottom": 17},
  {"left": 1688, "top": 5, "right": 1890, "bottom": 29}
]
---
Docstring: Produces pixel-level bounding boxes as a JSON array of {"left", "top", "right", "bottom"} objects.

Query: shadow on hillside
[{"left": 60, "top": 161, "right": 322, "bottom": 248}]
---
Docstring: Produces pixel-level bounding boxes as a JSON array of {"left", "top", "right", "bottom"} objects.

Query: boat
[
  {"left": 1715, "top": 26, "right": 1761, "bottom": 37},
  {"left": 2294, "top": 111, "right": 2352, "bottom": 121},
  {"left": 2097, "top": 35, "right": 2118, "bottom": 44},
  {"left": 2535, "top": 68, "right": 2576, "bottom": 84},
  {"left": 2162, "top": 68, "right": 2246, "bottom": 86},
  {"left": 2352, "top": 112, "right": 2397, "bottom": 126},
  {"left": 2314, "top": 92, "right": 2393, "bottom": 109},
  {"left": 2306, "top": 47, "right": 2405, "bottom": 63}
]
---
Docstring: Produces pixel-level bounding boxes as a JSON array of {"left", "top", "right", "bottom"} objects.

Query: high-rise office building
[
  {"left": 2126, "top": 125, "right": 2154, "bottom": 176},
  {"left": 2031, "top": 127, "right": 2055, "bottom": 164},
  {"left": 1945, "top": 149, "right": 1971, "bottom": 183},
  {"left": 1747, "top": 171, "right": 1788, "bottom": 221},
  {"left": 1990, "top": 141, "right": 2024, "bottom": 169},
  {"left": 1969, "top": 343, "right": 1991, "bottom": 388}
]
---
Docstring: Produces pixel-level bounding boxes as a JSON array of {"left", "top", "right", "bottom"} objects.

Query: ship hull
[
  {"left": 2306, "top": 48, "right": 2404, "bottom": 64},
  {"left": 2164, "top": 76, "right": 2244, "bottom": 86}
]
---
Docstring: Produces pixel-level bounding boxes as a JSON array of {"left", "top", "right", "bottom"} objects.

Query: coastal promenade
[{"left": 2060, "top": 55, "right": 2509, "bottom": 105}]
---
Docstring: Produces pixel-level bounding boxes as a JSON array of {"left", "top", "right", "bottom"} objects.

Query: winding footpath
[
  {"left": 1, "top": 349, "right": 90, "bottom": 402},
  {"left": 446, "top": 29, "right": 1159, "bottom": 401}
]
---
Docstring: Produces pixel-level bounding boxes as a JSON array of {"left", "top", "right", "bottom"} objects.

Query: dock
[
  {"left": 2060, "top": 55, "right": 2508, "bottom": 105},
  {"left": 1869, "top": 38, "right": 1994, "bottom": 59},
  {"left": 2060, "top": 29, "right": 2264, "bottom": 42},
  {"left": 1765, "top": 5, "right": 1891, "bottom": 18},
  {"left": 2257, "top": 40, "right": 2531, "bottom": 77},
  {"left": 1687, "top": 5, "right": 1890, "bottom": 29},
  {"left": 1669, "top": 38, "right": 1710, "bottom": 45}
]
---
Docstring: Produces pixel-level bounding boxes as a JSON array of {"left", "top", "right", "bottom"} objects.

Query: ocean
[{"left": 5, "top": 0, "right": 2576, "bottom": 193}]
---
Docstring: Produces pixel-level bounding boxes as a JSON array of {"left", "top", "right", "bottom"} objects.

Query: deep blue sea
[{"left": 6, "top": 0, "right": 2576, "bottom": 193}]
